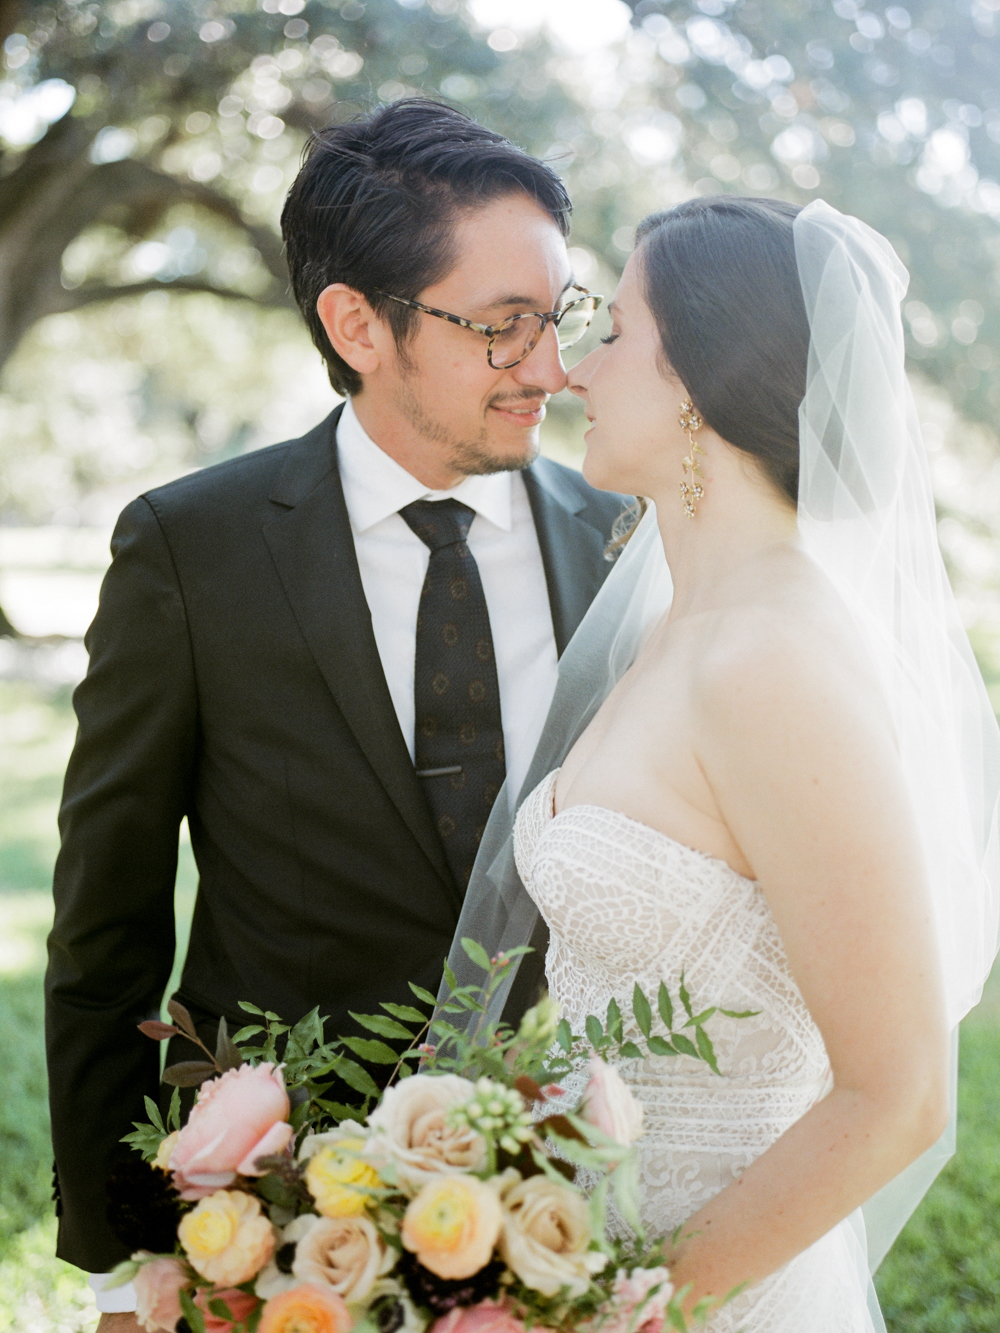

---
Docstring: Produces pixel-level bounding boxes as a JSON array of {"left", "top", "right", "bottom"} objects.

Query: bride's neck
[{"left": 651, "top": 456, "right": 799, "bottom": 621}]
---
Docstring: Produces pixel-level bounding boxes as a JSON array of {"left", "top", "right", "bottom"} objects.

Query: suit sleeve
[{"left": 45, "top": 496, "right": 198, "bottom": 1271}]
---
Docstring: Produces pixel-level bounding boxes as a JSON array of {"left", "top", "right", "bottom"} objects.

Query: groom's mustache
[{"left": 487, "top": 389, "right": 549, "bottom": 410}]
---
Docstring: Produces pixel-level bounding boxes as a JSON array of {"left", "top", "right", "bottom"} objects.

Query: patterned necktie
[{"left": 399, "top": 498, "right": 506, "bottom": 892}]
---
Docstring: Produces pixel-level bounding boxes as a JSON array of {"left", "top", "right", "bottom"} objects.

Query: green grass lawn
[{"left": 0, "top": 675, "right": 997, "bottom": 1331}]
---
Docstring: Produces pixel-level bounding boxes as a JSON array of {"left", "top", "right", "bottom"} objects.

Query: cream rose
[
  {"left": 291, "top": 1214, "right": 392, "bottom": 1303},
  {"left": 498, "top": 1174, "right": 606, "bottom": 1298},
  {"left": 364, "top": 1074, "right": 486, "bottom": 1193},
  {"left": 178, "top": 1188, "right": 275, "bottom": 1287}
]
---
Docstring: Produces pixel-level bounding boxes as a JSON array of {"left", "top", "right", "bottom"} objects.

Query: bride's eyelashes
[{"left": 600, "top": 334, "right": 619, "bottom": 345}]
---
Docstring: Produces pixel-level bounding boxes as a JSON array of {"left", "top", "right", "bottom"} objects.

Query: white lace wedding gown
[{"left": 513, "top": 770, "right": 880, "bottom": 1333}]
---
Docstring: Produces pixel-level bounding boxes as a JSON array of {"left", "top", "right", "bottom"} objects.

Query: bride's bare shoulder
[{"left": 693, "top": 548, "right": 888, "bottom": 734}]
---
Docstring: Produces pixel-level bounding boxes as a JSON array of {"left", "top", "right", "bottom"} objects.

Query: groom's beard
[{"left": 395, "top": 376, "right": 542, "bottom": 476}]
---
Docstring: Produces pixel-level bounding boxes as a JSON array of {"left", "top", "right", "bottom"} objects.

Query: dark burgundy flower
[
  {"left": 106, "top": 1157, "right": 186, "bottom": 1254},
  {"left": 396, "top": 1248, "right": 505, "bottom": 1315}
]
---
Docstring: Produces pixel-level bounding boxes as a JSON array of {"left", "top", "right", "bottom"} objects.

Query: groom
[{"left": 45, "top": 99, "right": 621, "bottom": 1326}]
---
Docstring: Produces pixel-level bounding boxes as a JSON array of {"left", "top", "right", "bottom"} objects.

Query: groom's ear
[{"left": 316, "top": 284, "right": 386, "bottom": 378}]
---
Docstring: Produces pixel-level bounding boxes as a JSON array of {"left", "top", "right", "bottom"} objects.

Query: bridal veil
[{"left": 445, "top": 199, "right": 1000, "bottom": 1273}]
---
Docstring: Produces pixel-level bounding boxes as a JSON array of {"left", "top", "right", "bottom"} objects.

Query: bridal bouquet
[{"left": 110, "top": 942, "right": 750, "bottom": 1333}]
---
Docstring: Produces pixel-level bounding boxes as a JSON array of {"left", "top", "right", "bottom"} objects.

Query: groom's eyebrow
[{"left": 484, "top": 276, "right": 575, "bottom": 311}]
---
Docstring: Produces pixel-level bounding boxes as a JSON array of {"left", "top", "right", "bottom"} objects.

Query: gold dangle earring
[{"left": 678, "top": 399, "right": 705, "bottom": 519}]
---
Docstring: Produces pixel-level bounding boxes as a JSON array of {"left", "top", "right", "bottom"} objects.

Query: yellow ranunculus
[
  {"left": 401, "top": 1175, "right": 502, "bottom": 1280},
  {"left": 178, "top": 1189, "right": 275, "bottom": 1286},
  {"left": 152, "top": 1129, "right": 179, "bottom": 1172},
  {"left": 305, "top": 1137, "right": 381, "bottom": 1218}
]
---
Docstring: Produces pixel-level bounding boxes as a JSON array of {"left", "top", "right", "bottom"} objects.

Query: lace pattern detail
[{"left": 513, "top": 771, "right": 874, "bottom": 1333}]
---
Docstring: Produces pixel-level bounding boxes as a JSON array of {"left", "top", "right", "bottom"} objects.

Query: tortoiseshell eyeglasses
[{"left": 374, "top": 283, "right": 603, "bottom": 369}]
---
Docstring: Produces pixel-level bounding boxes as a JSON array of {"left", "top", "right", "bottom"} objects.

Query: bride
[{"left": 450, "top": 197, "right": 1000, "bottom": 1331}]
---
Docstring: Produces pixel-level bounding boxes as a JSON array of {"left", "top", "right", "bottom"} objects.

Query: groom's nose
[{"left": 513, "top": 320, "right": 568, "bottom": 395}]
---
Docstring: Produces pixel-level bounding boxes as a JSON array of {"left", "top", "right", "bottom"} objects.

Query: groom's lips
[{"left": 489, "top": 399, "right": 546, "bottom": 427}]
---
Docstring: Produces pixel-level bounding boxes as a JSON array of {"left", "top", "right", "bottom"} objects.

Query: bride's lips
[{"left": 489, "top": 400, "right": 546, "bottom": 427}]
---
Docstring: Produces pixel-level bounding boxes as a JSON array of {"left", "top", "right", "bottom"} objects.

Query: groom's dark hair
[{"left": 281, "top": 99, "right": 572, "bottom": 395}]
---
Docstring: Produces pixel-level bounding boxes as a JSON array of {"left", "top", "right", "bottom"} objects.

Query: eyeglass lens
[{"left": 488, "top": 297, "right": 598, "bottom": 368}]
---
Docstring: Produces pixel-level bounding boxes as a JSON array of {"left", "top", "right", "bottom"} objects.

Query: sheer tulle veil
[{"left": 444, "top": 199, "right": 1000, "bottom": 1272}]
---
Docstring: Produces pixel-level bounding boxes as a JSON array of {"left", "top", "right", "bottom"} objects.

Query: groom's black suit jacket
[{"left": 45, "top": 404, "right": 621, "bottom": 1270}]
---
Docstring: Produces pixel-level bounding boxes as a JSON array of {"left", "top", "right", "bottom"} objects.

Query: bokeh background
[{"left": 2, "top": 0, "right": 999, "bottom": 1327}]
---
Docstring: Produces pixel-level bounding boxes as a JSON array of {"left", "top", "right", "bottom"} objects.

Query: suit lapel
[
  {"left": 523, "top": 459, "right": 610, "bottom": 656},
  {"left": 262, "top": 407, "right": 454, "bottom": 893}
]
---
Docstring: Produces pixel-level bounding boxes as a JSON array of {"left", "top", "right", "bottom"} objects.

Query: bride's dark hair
[{"left": 635, "top": 195, "right": 809, "bottom": 506}]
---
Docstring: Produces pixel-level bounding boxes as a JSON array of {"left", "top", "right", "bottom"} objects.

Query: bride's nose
[{"left": 567, "top": 346, "right": 598, "bottom": 399}]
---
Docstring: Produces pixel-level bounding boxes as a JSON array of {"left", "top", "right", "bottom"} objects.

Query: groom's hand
[{"left": 97, "top": 1314, "right": 143, "bottom": 1332}]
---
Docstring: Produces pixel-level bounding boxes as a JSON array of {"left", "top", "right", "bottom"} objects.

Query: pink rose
[
  {"left": 580, "top": 1057, "right": 644, "bottom": 1147},
  {"left": 195, "top": 1287, "right": 261, "bottom": 1332},
  {"left": 170, "top": 1062, "right": 292, "bottom": 1198},
  {"left": 599, "top": 1267, "right": 674, "bottom": 1333},
  {"left": 431, "top": 1300, "right": 528, "bottom": 1333},
  {"left": 133, "top": 1255, "right": 190, "bottom": 1333}
]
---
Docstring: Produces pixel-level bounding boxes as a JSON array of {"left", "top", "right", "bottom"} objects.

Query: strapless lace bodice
[{"left": 512, "top": 771, "right": 878, "bottom": 1333}]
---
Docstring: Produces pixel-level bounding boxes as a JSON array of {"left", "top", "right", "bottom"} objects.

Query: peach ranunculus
[
  {"left": 258, "top": 1284, "right": 354, "bottom": 1333},
  {"left": 292, "top": 1214, "right": 392, "bottom": 1303},
  {"left": 599, "top": 1267, "right": 675, "bottom": 1333},
  {"left": 178, "top": 1189, "right": 276, "bottom": 1287},
  {"left": 580, "top": 1057, "right": 644, "bottom": 1148},
  {"left": 401, "top": 1174, "right": 502, "bottom": 1280},
  {"left": 498, "top": 1172, "right": 607, "bottom": 1298},
  {"left": 431, "top": 1301, "right": 529, "bottom": 1333},
  {"left": 364, "top": 1074, "right": 486, "bottom": 1194},
  {"left": 132, "top": 1254, "right": 190, "bottom": 1333},
  {"left": 170, "top": 1062, "right": 292, "bottom": 1199},
  {"left": 194, "top": 1286, "right": 261, "bottom": 1333},
  {"left": 301, "top": 1126, "right": 382, "bottom": 1218}
]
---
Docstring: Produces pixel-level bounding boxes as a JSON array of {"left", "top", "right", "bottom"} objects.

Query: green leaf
[
  {"left": 719, "top": 1008, "right": 760, "bottom": 1019},
  {"left": 143, "top": 1096, "right": 166, "bottom": 1136},
  {"left": 670, "top": 1033, "right": 699, "bottom": 1059},
  {"left": 657, "top": 981, "right": 674, "bottom": 1031},
  {"left": 208, "top": 1297, "right": 237, "bottom": 1322},
  {"left": 179, "top": 1287, "right": 208, "bottom": 1333},
  {"left": 585, "top": 1015, "right": 604, "bottom": 1048},
  {"left": 340, "top": 1036, "right": 398, "bottom": 1064},
  {"left": 328, "top": 1054, "right": 380, "bottom": 1098},
  {"left": 461, "top": 937, "right": 492, "bottom": 972},
  {"left": 605, "top": 996, "right": 623, "bottom": 1043},
  {"left": 646, "top": 1035, "right": 677, "bottom": 1057},
  {"left": 409, "top": 982, "right": 438, "bottom": 1006},
  {"left": 316, "top": 1099, "right": 367, "bottom": 1122},
  {"left": 695, "top": 1026, "right": 721, "bottom": 1075},
  {"left": 380, "top": 1003, "right": 427, "bottom": 1024},
  {"left": 619, "top": 1041, "right": 644, "bottom": 1059},
  {"left": 632, "top": 984, "right": 652, "bottom": 1038},
  {"left": 104, "top": 1259, "right": 142, "bottom": 1289},
  {"left": 679, "top": 970, "right": 693, "bottom": 1019},
  {"left": 264, "top": 1010, "right": 282, "bottom": 1021},
  {"left": 349, "top": 1011, "right": 415, "bottom": 1041},
  {"left": 442, "top": 960, "right": 458, "bottom": 991},
  {"left": 238, "top": 1001, "right": 264, "bottom": 1015},
  {"left": 502, "top": 944, "right": 534, "bottom": 959},
  {"left": 610, "top": 1146, "right": 642, "bottom": 1232},
  {"left": 556, "top": 1018, "right": 573, "bottom": 1054},
  {"left": 233, "top": 1024, "right": 265, "bottom": 1043},
  {"left": 683, "top": 1007, "right": 717, "bottom": 1028},
  {"left": 167, "top": 1086, "right": 182, "bottom": 1132}
]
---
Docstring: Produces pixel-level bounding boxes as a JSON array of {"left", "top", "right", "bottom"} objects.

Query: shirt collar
[{"left": 336, "top": 397, "right": 513, "bottom": 534}]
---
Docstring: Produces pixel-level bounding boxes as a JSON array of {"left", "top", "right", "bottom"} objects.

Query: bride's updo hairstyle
[{"left": 635, "top": 196, "right": 810, "bottom": 505}]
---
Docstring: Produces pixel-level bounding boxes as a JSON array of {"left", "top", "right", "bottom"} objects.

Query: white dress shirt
[
  {"left": 337, "top": 397, "right": 559, "bottom": 813},
  {"left": 92, "top": 400, "right": 559, "bottom": 1309}
]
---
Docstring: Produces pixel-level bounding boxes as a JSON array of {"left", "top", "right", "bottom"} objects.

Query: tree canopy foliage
[{"left": 0, "top": 0, "right": 998, "bottom": 537}]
